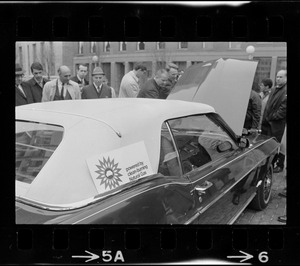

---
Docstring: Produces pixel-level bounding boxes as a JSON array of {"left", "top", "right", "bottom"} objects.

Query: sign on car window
[{"left": 86, "top": 141, "right": 154, "bottom": 194}]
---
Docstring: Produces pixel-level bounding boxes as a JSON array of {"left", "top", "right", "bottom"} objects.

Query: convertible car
[{"left": 16, "top": 58, "right": 280, "bottom": 224}]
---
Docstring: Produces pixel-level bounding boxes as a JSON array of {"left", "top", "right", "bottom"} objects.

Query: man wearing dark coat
[
  {"left": 261, "top": 69, "right": 287, "bottom": 172},
  {"left": 70, "top": 63, "right": 89, "bottom": 92},
  {"left": 137, "top": 69, "right": 169, "bottom": 99},
  {"left": 23, "top": 62, "right": 49, "bottom": 102},
  {"left": 81, "top": 67, "right": 113, "bottom": 99},
  {"left": 243, "top": 87, "right": 262, "bottom": 130},
  {"left": 15, "top": 64, "right": 34, "bottom": 106},
  {"left": 261, "top": 70, "right": 287, "bottom": 143}
]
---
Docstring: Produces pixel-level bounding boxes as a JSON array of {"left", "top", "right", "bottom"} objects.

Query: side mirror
[
  {"left": 217, "top": 141, "right": 233, "bottom": 152},
  {"left": 238, "top": 137, "right": 250, "bottom": 148}
]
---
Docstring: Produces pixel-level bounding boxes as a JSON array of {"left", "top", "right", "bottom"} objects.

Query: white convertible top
[{"left": 16, "top": 99, "right": 215, "bottom": 206}]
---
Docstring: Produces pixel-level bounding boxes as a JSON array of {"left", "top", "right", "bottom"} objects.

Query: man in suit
[
  {"left": 261, "top": 69, "right": 287, "bottom": 173},
  {"left": 42, "top": 65, "right": 81, "bottom": 102},
  {"left": 23, "top": 62, "right": 49, "bottom": 102},
  {"left": 70, "top": 63, "right": 89, "bottom": 92},
  {"left": 15, "top": 63, "right": 34, "bottom": 106},
  {"left": 81, "top": 67, "right": 114, "bottom": 99}
]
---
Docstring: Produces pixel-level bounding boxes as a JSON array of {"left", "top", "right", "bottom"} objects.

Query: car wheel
[{"left": 249, "top": 165, "right": 273, "bottom": 210}]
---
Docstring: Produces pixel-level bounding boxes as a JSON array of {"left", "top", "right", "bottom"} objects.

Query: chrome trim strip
[
  {"left": 16, "top": 178, "right": 192, "bottom": 212},
  {"left": 184, "top": 212, "right": 201, "bottom": 224},
  {"left": 184, "top": 154, "right": 270, "bottom": 225},
  {"left": 165, "top": 122, "right": 183, "bottom": 175},
  {"left": 228, "top": 193, "right": 257, "bottom": 224},
  {"left": 189, "top": 138, "right": 279, "bottom": 186},
  {"left": 16, "top": 138, "right": 278, "bottom": 221}
]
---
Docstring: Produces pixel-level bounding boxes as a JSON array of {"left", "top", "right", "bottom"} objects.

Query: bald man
[
  {"left": 42, "top": 65, "right": 81, "bottom": 102},
  {"left": 261, "top": 69, "right": 287, "bottom": 173}
]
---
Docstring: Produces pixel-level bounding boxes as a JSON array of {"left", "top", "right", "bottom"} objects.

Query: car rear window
[{"left": 16, "top": 121, "right": 64, "bottom": 184}]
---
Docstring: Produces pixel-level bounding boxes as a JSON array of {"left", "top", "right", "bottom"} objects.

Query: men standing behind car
[
  {"left": 81, "top": 67, "right": 114, "bottom": 99},
  {"left": 261, "top": 69, "right": 287, "bottom": 173},
  {"left": 258, "top": 78, "right": 273, "bottom": 129},
  {"left": 23, "top": 62, "right": 49, "bottom": 102},
  {"left": 15, "top": 63, "right": 34, "bottom": 106},
  {"left": 243, "top": 85, "right": 262, "bottom": 131},
  {"left": 161, "top": 62, "right": 179, "bottom": 97},
  {"left": 70, "top": 63, "right": 89, "bottom": 92},
  {"left": 42, "top": 65, "right": 81, "bottom": 102},
  {"left": 118, "top": 63, "right": 147, "bottom": 98},
  {"left": 137, "top": 69, "right": 169, "bottom": 99}
]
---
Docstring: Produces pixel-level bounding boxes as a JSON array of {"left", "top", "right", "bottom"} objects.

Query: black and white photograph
[{"left": 15, "top": 41, "right": 287, "bottom": 225}]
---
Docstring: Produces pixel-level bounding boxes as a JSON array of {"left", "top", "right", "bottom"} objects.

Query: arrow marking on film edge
[
  {"left": 227, "top": 250, "right": 253, "bottom": 263},
  {"left": 72, "top": 250, "right": 99, "bottom": 262}
]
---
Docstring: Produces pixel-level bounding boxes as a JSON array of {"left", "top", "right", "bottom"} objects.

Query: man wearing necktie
[
  {"left": 42, "top": 65, "right": 81, "bottom": 102},
  {"left": 15, "top": 63, "right": 34, "bottom": 106},
  {"left": 81, "top": 67, "right": 113, "bottom": 99},
  {"left": 23, "top": 62, "right": 50, "bottom": 102},
  {"left": 70, "top": 63, "right": 89, "bottom": 92}
]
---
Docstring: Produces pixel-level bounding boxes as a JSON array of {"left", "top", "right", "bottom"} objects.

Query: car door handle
[{"left": 195, "top": 181, "right": 213, "bottom": 195}]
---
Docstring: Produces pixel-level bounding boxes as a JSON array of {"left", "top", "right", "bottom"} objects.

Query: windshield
[{"left": 16, "top": 121, "right": 64, "bottom": 184}]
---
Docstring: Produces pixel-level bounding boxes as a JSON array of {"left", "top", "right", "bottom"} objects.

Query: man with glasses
[
  {"left": 42, "top": 65, "right": 81, "bottom": 102},
  {"left": 15, "top": 63, "right": 34, "bottom": 106}
]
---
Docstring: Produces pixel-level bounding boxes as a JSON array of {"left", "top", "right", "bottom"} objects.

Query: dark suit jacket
[
  {"left": 261, "top": 84, "right": 287, "bottom": 142},
  {"left": 81, "top": 83, "right": 112, "bottom": 99},
  {"left": 15, "top": 83, "right": 34, "bottom": 106},
  {"left": 24, "top": 77, "right": 49, "bottom": 102},
  {"left": 137, "top": 78, "right": 167, "bottom": 99},
  {"left": 70, "top": 75, "right": 89, "bottom": 86}
]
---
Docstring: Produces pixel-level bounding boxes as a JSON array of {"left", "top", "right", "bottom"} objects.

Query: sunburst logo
[{"left": 95, "top": 157, "right": 123, "bottom": 190}]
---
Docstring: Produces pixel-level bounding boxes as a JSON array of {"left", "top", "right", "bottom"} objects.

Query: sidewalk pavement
[{"left": 234, "top": 171, "right": 286, "bottom": 225}]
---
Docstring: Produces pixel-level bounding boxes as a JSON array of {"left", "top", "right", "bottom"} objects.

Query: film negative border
[
  {"left": 1, "top": 226, "right": 299, "bottom": 264},
  {"left": 1, "top": 1, "right": 300, "bottom": 265}
]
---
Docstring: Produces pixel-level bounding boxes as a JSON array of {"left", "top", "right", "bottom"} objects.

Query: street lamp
[
  {"left": 246, "top": 45, "right": 255, "bottom": 60},
  {"left": 92, "top": 55, "right": 99, "bottom": 66}
]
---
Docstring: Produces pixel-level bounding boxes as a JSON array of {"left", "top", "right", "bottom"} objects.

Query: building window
[
  {"left": 104, "top": 42, "right": 110, "bottom": 52},
  {"left": 119, "top": 42, "right": 127, "bottom": 51},
  {"left": 90, "top": 42, "right": 96, "bottom": 53},
  {"left": 179, "top": 42, "right": 188, "bottom": 49},
  {"left": 203, "top": 42, "right": 213, "bottom": 49},
  {"left": 19, "top": 47, "right": 23, "bottom": 67},
  {"left": 253, "top": 57, "right": 272, "bottom": 82},
  {"left": 276, "top": 57, "right": 287, "bottom": 74},
  {"left": 32, "top": 43, "right": 37, "bottom": 61},
  {"left": 157, "top": 42, "right": 165, "bottom": 50},
  {"left": 78, "top": 42, "right": 84, "bottom": 54},
  {"left": 229, "top": 42, "right": 242, "bottom": 49},
  {"left": 137, "top": 42, "right": 145, "bottom": 50}
]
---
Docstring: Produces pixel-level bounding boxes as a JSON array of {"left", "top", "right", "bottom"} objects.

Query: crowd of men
[
  {"left": 15, "top": 61, "right": 180, "bottom": 105},
  {"left": 15, "top": 61, "right": 287, "bottom": 218}
]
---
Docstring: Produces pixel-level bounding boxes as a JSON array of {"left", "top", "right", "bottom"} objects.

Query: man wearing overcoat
[
  {"left": 42, "top": 65, "right": 81, "bottom": 102},
  {"left": 261, "top": 70, "right": 287, "bottom": 143},
  {"left": 261, "top": 70, "right": 287, "bottom": 173},
  {"left": 23, "top": 62, "right": 49, "bottom": 102},
  {"left": 81, "top": 67, "right": 113, "bottom": 99},
  {"left": 15, "top": 64, "right": 34, "bottom": 106}
]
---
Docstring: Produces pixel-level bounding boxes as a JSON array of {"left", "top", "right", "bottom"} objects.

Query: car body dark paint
[{"left": 16, "top": 134, "right": 279, "bottom": 224}]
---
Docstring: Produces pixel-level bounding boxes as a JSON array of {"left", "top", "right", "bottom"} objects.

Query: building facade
[{"left": 16, "top": 42, "right": 286, "bottom": 96}]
